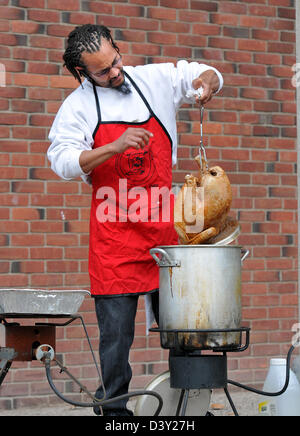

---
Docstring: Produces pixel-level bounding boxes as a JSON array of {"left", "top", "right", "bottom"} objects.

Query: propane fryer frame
[
  {"left": 0, "top": 313, "right": 101, "bottom": 387},
  {"left": 149, "top": 326, "right": 251, "bottom": 416},
  {"left": 0, "top": 313, "right": 164, "bottom": 415}
]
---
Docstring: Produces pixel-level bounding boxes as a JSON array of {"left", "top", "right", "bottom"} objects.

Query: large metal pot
[{"left": 150, "top": 245, "right": 249, "bottom": 350}]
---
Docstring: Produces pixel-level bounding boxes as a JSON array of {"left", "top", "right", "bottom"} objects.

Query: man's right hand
[
  {"left": 79, "top": 128, "right": 154, "bottom": 175},
  {"left": 113, "top": 128, "right": 154, "bottom": 153}
]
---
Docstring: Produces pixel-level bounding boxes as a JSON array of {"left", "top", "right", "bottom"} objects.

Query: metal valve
[{"left": 35, "top": 344, "right": 55, "bottom": 362}]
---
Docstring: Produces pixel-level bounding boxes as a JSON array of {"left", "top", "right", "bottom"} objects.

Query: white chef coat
[{"left": 48, "top": 60, "right": 223, "bottom": 184}]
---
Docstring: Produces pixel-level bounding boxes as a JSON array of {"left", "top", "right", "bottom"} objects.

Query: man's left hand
[{"left": 192, "top": 70, "right": 220, "bottom": 105}]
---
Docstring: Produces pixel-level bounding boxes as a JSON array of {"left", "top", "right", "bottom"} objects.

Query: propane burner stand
[
  {"left": 150, "top": 327, "right": 251, "bottom": 416},
  {"left": 0, "top": 312, "right": 164, "bottom": 415},
  {"left": 0, "top": 313, "right": 101, "bottom": 387}
]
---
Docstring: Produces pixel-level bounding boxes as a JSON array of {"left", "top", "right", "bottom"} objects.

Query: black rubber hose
[
  {"left": 227, "top": 345, "right": 296, "bottom": 397},
  {"left": 45, "top": 357, "right": 163, "bottom": 415},
  {"left": 45, "top": 344, "right": 297, "bottom": 414}
]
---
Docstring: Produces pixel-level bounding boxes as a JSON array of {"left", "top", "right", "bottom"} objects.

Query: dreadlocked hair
[{"left": 63, "top": 24, "right": 120, "bottom": 85}]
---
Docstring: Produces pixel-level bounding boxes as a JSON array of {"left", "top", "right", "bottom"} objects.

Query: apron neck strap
[
  {"left": 92, "top": 83, "right": 101, "bottom": 123},
  {"left": 123, "top": 71, "right": 154, "bottom": 116},
  {"left": 92, "top": 70, "right": 155, "bottom": 124}
]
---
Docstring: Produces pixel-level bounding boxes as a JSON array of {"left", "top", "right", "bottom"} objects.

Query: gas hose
[
  {"left": 228, "top": 344, "right": 296, "bottom": 397},
  {"left": 43, "top": 353, "right": 163, "bottom": 415}
]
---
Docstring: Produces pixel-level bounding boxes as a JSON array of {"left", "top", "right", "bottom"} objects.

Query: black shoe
[
  {"left": 104, "top": 409, "right": 133, "bottom": 416},
  {"left": 94, "top": 406, "right": 133, "bottom": 416}
]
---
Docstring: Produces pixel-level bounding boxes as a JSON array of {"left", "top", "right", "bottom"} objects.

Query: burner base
[{"left": 169, "top": 352, "right": 227, "bottom": 390}]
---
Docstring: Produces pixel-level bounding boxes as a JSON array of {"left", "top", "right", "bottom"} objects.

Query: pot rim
[{"left": 154, "top": 244, "right": 244, "bottom": 249}]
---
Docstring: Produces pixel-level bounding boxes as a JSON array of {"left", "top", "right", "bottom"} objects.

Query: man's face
[{"left": 79, "top": 38, "right": 124, "bottom": 88}]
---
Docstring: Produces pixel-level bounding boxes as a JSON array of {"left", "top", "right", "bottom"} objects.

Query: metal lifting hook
[{"left": 199, "top": 104, "right": 208, "bottom": 171}]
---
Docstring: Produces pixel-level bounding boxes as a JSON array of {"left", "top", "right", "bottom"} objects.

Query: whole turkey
[{"left": 174, "top": 155, "right": 233, "bottom": 244}]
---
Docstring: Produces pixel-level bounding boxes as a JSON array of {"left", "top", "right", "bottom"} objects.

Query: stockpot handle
[
  {"left": 150, "top": 248, "right": 181, "bottom": 268},
  {"left": 241, "top": 248, "right": 249, "bottom": 263}
]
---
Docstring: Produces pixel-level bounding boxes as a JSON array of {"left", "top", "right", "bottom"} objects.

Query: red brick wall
[{"left": 0, "top": 0, "right": 297, "bottom": 410}]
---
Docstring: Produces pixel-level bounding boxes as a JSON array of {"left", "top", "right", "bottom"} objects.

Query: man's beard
[
  {"left": 114, "top": 80, "right": 132, "bottom": 95},
  {"left": 110, "top": 68, "right": 131, "bottom": 95}
]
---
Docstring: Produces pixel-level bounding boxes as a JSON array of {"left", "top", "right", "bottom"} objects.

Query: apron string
[
  {"left": 123, "top": 71, "right": 155, "bottom": 117},
  {"left": 92, "top": 83, "right": 102, "bottom": 123},
  {"left": 92, "top": 70, "right": 156, "bottom": 126}
]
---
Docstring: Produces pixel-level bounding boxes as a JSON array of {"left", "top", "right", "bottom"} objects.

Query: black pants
[{"left": 94, "top": 290, "right": 159, "bottom": 415}]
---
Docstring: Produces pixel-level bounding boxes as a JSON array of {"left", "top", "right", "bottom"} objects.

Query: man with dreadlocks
[{"left": 48, "top": 24, "right": 223, "bottom": 416}]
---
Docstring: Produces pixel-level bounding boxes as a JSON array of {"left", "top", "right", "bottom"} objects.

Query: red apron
[{"left": 89, "top": 72, "right": 178, "bottom": 296}]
